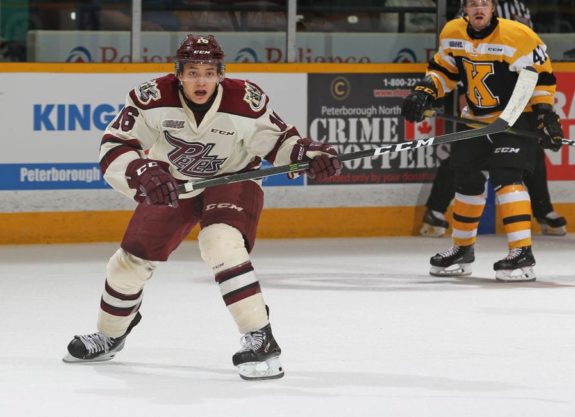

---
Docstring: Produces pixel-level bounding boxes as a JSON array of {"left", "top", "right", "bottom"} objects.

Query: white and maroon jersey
[{"left": 99, "top": 74, "right": 302, "bottom": 199}]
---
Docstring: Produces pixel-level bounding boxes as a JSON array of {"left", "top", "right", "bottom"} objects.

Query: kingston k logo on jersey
[
  {"left": 164, "top": 131, "right": 226, "bottom": 177},
  {"left": 462, "top": 59, "right": 499, "bottom": 108}
]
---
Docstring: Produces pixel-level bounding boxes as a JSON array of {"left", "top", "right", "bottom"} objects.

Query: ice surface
[{"left": 1, "top": 235, "right": 574, "bottom": 417}]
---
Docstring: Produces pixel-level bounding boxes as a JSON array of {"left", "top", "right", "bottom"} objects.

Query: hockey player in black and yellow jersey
[{"left": 402, "top": 0, "right": 565, "bottom": 282}]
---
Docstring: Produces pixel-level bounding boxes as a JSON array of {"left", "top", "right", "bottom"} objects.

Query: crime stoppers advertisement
[{"left": 307, "top": 73, "right": 448, "bottom": 185}]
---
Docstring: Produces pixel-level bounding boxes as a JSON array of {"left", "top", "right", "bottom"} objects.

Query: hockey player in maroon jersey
[{"left": 63, "top": 34, "right": 341, "bottom": 380}]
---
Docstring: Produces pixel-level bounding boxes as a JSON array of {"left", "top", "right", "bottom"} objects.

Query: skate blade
[
  {"left": 495, "top": 266, "right": 536, "bottom": 282},
  {"left": 540, "top": 225, "right": 567, "bottom": 236},
  {"left": 419, "top": 224, "right": 447, "bottom": 238},
  {"left": 62, "top": 352, "right": 117, "bottom": 363},
  {"left": 430, "top": 263, "right": 472, "bottom": 277},
  {"left": 237, "top": 356, "right": 284, "bottom": 381}
]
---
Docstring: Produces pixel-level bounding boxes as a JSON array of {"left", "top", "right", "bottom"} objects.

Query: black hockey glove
[
  {"left": 401, "top": 77, "right": 437, "bottom": 123},
  {"left": 534, "top": 104, "right": 564, "bottom": 152},
  {"left": 125, "top": 159, "right": 179, "bottom": 207}
]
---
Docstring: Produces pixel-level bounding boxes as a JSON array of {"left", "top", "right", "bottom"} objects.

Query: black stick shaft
[
  {"left": 177, "top": 117, "right": 509, "bottom": 194},
  {"left": 428, "top": 110, "right": 575, "bottom": 146}
]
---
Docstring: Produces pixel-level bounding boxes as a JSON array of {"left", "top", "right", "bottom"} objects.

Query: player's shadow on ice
[
  {"left": 78, "top": 359, "right": 527, "bottom": 405},
  {"left": 427, "top": 275, "right": 575, "bottom": 289},
  {"left": 259, "top": 272, "right": 575, "bottom": 291}
]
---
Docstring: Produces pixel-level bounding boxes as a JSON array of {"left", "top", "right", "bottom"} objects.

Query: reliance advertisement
[
  {"left": 28, "top": 30, "right": 437, "bottom": 64},
  {"left": 28, "top": 31, "right": 575, "bottom": 64}
]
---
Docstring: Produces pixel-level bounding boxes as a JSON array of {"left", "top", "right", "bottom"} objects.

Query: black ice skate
[
  {"left": 420, "top": 209, "right": 449, "bottom": 238},
  {"left": 537, "top": 212, "right": 567, "bottom": 236},
  {"left": 429, "top": 245, "right": 474, "bottom": 277},
  {"left": 232, "top": 324, "right": 284, "bottom": 380},
  {"left": 494, "top": 246, "right": 536, "bottom": 282},
  {"left": 62, "top": 312, "right": 142, "bottom": 363}
]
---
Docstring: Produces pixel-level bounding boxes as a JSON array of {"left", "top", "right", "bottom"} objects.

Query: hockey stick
[
  {"left": 424, "top": 109, "right": 575, "bottom": 146},
  {"left": 177, "top": 67, "right": 538, "bottom": 194},
  {"left": 177, "top": 121, "right": 507, "bottom": 194}
]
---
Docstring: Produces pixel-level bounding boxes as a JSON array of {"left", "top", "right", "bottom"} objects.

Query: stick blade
[{"left": 499, "top": 66, "right": 538, "bottom": 127}]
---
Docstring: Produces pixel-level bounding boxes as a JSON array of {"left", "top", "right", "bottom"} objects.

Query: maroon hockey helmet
[{"left": 175, "top": 34, "right": 225, "bottom": 74}]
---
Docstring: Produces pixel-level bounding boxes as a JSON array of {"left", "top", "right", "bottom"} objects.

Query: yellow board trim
[
  {"left": 2, "top": 204, "right": 574, "bottom": 244},
  {"left": 2, "top": 62, "right": 575, "bottom": 74},
  {"left": 0, "top": 207, "right": 426, "bottom": 245},
  {"left": 0, "top": 62, "right": 426, "bottom": 73}
]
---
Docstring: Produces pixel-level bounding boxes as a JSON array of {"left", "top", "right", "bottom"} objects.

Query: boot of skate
[
  {"left": 494, "top": 246, "right": 536, "bottom": 282},
  {"left": 420, "top": 209, "right": 449, "bottom": 238},
  {"left": 63, "top": 312, "right": 142, "bottom": 363},
  {"left": 232, "top": 323, "right": 284, "bottom": 380},
  {"left": 429, "top": 245, "right": 475, "bottom": 277}
]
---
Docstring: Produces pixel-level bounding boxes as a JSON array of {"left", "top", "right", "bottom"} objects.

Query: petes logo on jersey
[
  {"left": 164, "top": 131, "right": 226, "bottom": 177},
  {"left": 136, "top": 80, "right": 161, "bottom": 105},
  {"left": 243, "top": 82, "right": 266, "bottom": 112}
]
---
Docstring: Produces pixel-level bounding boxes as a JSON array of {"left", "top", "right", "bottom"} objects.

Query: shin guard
[
  {"left": 496, "top": 184, "right": 532, "bottom": 249},
  {"left": 98, "top": 249, "right": 155, "bottom": 337},
  {"left": 451, "top": 192, "right": 486, "bottom": 247},
  {"left": 199, "top": 223, "right": 268, "bottom": 333}
]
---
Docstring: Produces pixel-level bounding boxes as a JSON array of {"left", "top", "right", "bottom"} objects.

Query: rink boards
[{"left": 1, "top": 63, "right": 574, "bottom": 243}]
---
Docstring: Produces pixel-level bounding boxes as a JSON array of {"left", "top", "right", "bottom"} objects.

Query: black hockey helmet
[{"left": 175, "top": 34, "right": 225, "bottom": 75}]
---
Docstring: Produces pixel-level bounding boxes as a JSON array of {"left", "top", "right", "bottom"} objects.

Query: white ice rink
[{"left": 1, "top": 235, "right": 574, "bottom": 417}]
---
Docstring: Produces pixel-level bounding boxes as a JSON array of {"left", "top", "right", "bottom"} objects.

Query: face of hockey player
[
  {"left": 178, "top": 63, "right": 220, "bottom": 105},
  {"left": 464, "top": 0, "right": 496, "bottom": 31}
]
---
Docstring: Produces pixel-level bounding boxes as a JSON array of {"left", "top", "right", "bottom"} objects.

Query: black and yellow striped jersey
[{"left": 427, "top": 17, "right": 556, "bottom": 122}]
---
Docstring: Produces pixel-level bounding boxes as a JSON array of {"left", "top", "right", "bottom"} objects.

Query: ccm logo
[
  {"left": 205, "top": 203, "right": 244, "bottom": 212},
  {"left": 136, "top": 161, "right": 158, "bottom": 175},
  {"left": 211, "top": 128, "right": 234, "bottom": 135},
  {"left": 494, "top": 147, "right": 520, "bottom": 154}
]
